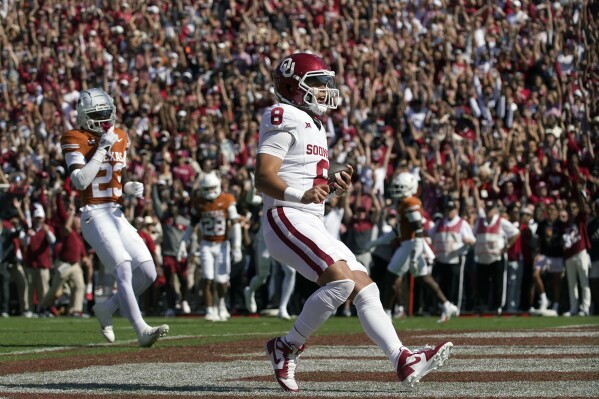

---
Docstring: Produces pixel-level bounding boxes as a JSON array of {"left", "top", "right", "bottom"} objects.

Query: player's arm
[
  {"left": 406, "top": 206, "right": 425, "bottom": 261},
  {"left": 64, "top": 129, "right": 118, "bottom": 190},
  {"left": 227, "top": 202, "right": 242, "bottom": 263},
  {"left": 255, "top": 153, "right": 329, "bottom": 204},
  {"left": 121, "top": 168, "right": 144, "bottom": 198}
]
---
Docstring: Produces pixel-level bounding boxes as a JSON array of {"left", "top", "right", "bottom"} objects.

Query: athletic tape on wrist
[{"left": 284, "top": 187, "right": 304, "bottom": 203}]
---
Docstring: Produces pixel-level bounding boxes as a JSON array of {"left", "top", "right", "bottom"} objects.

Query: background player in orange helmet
[
  {"left": 181, "top": 171, "right": 241, "bottom": 321},
  {"left": 385, "top": 172, "right": 460, "bottom": 322},
  {"left": 60, "top": 88, "right": 168, "bottom": 347}
]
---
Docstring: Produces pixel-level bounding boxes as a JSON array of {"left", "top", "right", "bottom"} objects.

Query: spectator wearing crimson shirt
[
  {"left": 526, "top": 181, "right": 554, "bottom": 206},
  {"left": 39, "top": 201, "right": 88, "bottom": 317},
  {"left": 562, "top": 188, "right": 592, "bottom": 316},
  {"left": 171, "top": 151, "right": 195, "bottom": 190},
  {"left": 25, "top": 204, "right": 56, "bottom": 315},
  {"left": 505, "top": 203, "right": 524, "bottom": 312}
]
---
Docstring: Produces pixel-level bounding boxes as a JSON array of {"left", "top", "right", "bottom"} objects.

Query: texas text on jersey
[
  {"left": 61, "top": 128, "right": 129, "bottom": 206},
  {"left": 191, "top": 192, "right": 238, "bottom": 243}
]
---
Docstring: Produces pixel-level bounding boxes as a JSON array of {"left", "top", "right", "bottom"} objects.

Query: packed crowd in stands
[{"left": 0, "top": 0, "right": 598, "bottom": 319}]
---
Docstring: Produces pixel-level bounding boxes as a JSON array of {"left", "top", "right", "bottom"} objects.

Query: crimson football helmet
[{"left": 273, "top": 53, "right": 339, "bottom": 116}]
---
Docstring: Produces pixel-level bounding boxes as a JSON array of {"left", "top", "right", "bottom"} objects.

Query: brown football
[{"left": 327, "top": 161, "right": 352, "bottom": 193}]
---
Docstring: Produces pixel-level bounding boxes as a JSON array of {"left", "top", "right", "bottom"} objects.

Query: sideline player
[
  {"left": 256, "top": 53, "right": 453, "bottom": 392},
  {"left": 385, "top": 173, "right": 460, "bottom": 322},
  {"left": 60, "top": 88, "right": 168, "bottom": 347},
  {"left": 181, "top": 172, "right": 241, "bottom": 321}
]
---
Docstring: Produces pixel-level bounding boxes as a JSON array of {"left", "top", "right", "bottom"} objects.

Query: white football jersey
[{"left": 258, "top": 103, "right": 330, "bottom": 216}]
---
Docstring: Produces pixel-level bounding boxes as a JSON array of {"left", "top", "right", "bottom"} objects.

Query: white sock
[
  {"left": 279, "top": 265, "right": 296, "bottom": 312},
  {"left": 86, "top": 283, "right": 93, "bottom": 294},
  {"left": 353, "top": 283, "right": 404, "bottom": 368},
  {"left": 286, "top": 279, "right": 355, "bottom": 347}
]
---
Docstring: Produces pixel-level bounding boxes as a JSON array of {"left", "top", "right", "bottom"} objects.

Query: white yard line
[{"left": 0, "top": 331, "right": 288, "bottom": 357}]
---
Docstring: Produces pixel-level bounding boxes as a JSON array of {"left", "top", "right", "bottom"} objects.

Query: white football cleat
[
  {"left": 438, "top": 302, "right": 459, "bottom": 323},
  {"left": 138, "top": 324, "right": 169, "bottom": 348},
  {"left": 244, "top": 286, "right": 257, "bottom": 314},
  {"left": 92, "top": 301, "right": 115, "bottom": 343},
  {"left": 181, "top": 300, "right": 191, "bottom": 314},
  {"left": 278, "top": 308, "right": 292, "bottom": 320},
  {"left": 205, "top": 307, "right": 222, "bottom": 321},
  {"left": 219, "top": 305, "right": 231, "bottom": 320},
  {"left": 265, "top": 337, "right": 304, "bottom": 392},
  {"left": 397, "top": 342, "right": 453, "bottom": 387}
]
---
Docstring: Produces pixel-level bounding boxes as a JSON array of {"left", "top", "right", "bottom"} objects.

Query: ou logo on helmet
[{"left": 279, "top": 58, "right": 295, "bottom": 77}]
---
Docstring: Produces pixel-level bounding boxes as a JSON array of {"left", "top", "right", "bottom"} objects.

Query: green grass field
[{"left": 1, "top": 315, "right": 598, "bottom": 362}]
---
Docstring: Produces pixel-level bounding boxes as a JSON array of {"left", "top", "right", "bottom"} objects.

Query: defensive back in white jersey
[{"left": 258, "top": 103, "right": 329, "bottom": 216}]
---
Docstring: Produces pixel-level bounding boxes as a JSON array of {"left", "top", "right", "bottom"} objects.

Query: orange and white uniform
[
  {"left": 190, "top": 192, "right": 239, "bottom": 283},
  {"left": 387, "top": 196, "right": 435, "bottom": 277},
  {"left": 60, "top": 128, "right": 152, "bottom": 273}
]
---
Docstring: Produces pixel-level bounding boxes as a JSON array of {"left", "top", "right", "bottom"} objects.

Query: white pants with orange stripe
[{"left": 262, "top": 207, "right": 367, "bottom": 283}]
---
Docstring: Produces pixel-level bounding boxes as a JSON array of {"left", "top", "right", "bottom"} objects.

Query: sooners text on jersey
[
  {"left": 258, "top": 104, "right": 329, "bottom": 216},
  {"left": 60, "top": 128, "right": 129, "bottom": 206}
]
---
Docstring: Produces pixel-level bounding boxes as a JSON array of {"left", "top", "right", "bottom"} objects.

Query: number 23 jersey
[
  {"left": 60, "top": 128, "right": 129, "bottom": 206},
  {"left": 258, "top": 103, "right": 329, "bottom": 216}
]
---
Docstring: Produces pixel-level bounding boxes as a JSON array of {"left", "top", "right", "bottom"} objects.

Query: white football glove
[
  {"left": 99, "top": 127, "right": 118, "bottom": 151},
  {"left": 231, "top": 247, "right": 243, "bottom": 263},
  {"left": 124, "top": 181, "right": 144, "bottom": 197},
  {"left": 176, "top": 241, "right": 188, "bottom": 262}
]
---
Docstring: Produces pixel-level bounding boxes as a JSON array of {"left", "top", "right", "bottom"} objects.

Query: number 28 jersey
[
  {"left": 190, "top": 193, "right": 239, "bottom": 243},
  {"left": 258, "top": 103, "right": 329, "bottom": 217},
  {"left": 60, "top": 128, "right": 129, "bottom": 206}
]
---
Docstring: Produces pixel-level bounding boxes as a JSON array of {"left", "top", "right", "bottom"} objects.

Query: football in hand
[{"left": 327, "top": 160, "right": 352, "bottom": 195}]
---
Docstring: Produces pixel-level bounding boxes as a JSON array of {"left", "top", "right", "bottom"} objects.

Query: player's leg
[
  {"left": 113, "top": 260, "right": 149, "bottom": 333},
  {"left": 68, "top": 264, "right": 85, "bottom": 315},
  {"left": 278, "top": 262, "right": 296, "bottom": 319},
  {"left": 263, "top": 208, "right": 355, "bottom": 391},
  {"left": 162, "top": 256, "right": 178, "bottom": 316},
  {"left": 244, "top": 239, "right": 271, "bottom": 313},
  {"left": 385, "top": 245, "right": 411, "bottom": 317},
  {"left": 215, "top": 241, "right": 231, "bottom": 319},
  {"left": 348, "top": 252, "right": 453, "bottom": 386},
  {"left": 200, "top": 241, "right": 219, "bottom": 320},
  {"left": 177, "top": 260, "right": 191, "bottom": 314}
]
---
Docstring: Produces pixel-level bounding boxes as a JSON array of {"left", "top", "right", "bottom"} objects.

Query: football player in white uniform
[
  {"left": 61, "top": 88, "right": 168, "bottom": 347},
  {"left": 256, "top": 53, "right": 453, "bottom": 392}
]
